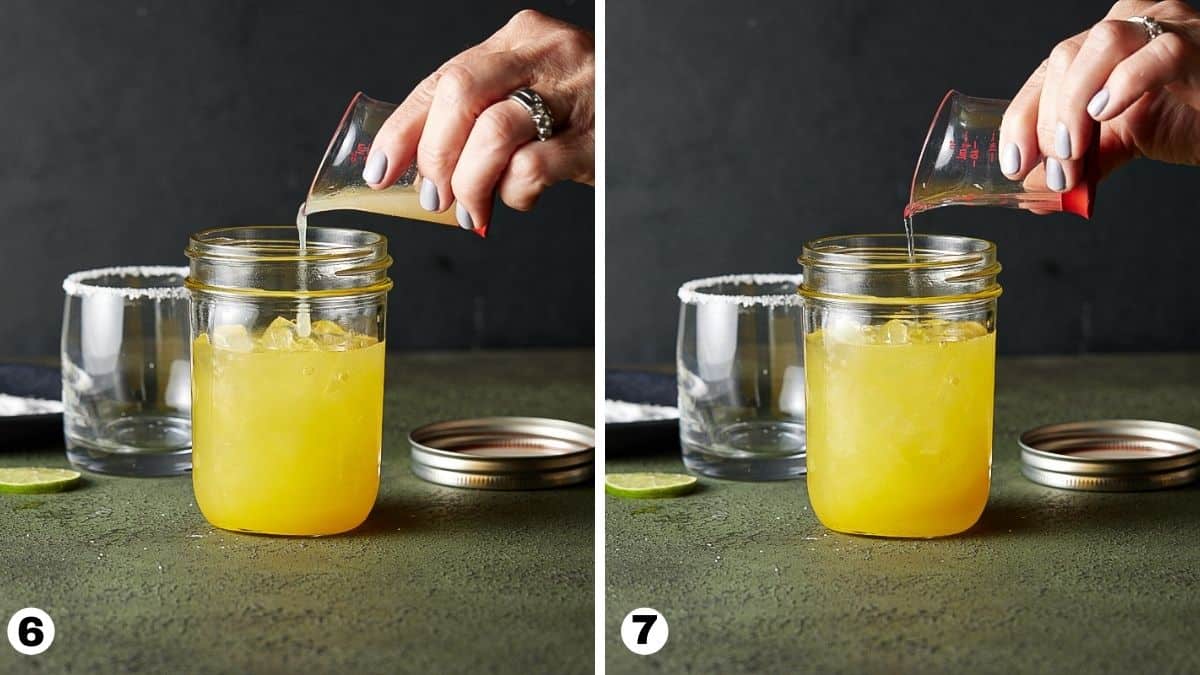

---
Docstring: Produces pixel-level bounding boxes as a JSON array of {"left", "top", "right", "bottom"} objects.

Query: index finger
[
  {"left": 365, "top": 40, "right": 496, "bottom": 187},
  {"left": 998, "top": 60, "right": 1047, "bottom": 180},
  {"left": 362, "top": 12, "right": 546, "bottom": 189},
  {"left": 999, "top": 29, "right": 1090, "bottom": 180}
]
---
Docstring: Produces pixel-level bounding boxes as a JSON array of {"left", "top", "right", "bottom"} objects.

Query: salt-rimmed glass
[
  {"left": 677, "top": 274, "right": 807, "bottom": 481},
  {"left": 61, "top": 266, "right": 192, "bottom": 476}
]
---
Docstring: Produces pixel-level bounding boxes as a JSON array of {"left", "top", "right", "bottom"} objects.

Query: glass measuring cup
[
  {"left": 305, "top": 92, "right": 463, "bottom": 231},
  {"left": 907, "top": 91, "right": 1098, "bottom": 218}
]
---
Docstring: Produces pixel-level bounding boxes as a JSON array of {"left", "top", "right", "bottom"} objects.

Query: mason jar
[
  {"left": 186, "top": 226, "right": 391, "bottom": 536},
  {"left": 798, "top": 234, "right": 1001, "bottom": 538}
]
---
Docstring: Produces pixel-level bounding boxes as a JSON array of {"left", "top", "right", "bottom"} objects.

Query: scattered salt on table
[
  {"left": 604, "top": 400, "right": 679, "bottom": 424},
  {"left": 0, "top": 393, "right": 63, "bottom": 417}
]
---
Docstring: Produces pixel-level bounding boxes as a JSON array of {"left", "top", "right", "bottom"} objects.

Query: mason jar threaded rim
[
  {"left": 798, "top": 233, "right": 1001, "bottom": 306},
  {"left": 185, "top": 225, "right": 393, "bottom": 298}
]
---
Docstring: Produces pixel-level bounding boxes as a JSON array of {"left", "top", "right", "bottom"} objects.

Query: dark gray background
[
  {"left": 2, "top": 0, "right": 593, "bottom": 357},
  {"left": 607, "top": 0, "right": 1200, "bottom": 365}
]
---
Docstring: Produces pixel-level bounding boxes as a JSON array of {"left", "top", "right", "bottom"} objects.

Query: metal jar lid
[
  {"left": 1019, "top": 419, "right": 1200, "bottom": 491},
  {"left": 409, "top": 417, "right": 594, "bottom": 490}
]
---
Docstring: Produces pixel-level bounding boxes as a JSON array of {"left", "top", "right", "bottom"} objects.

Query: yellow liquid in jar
[
  {"left": 191, "top": 318, "right": 385, "bottom": 536},
  {"left": 804, "top": 319, "right": 996, "bottom": 538}
]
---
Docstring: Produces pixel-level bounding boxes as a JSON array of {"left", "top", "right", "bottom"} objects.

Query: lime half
[
  {"left": 0, "top": 467, "right": 82, "bottom": 494},
  {"left": 605, "top": 472, "right": 697, "bottom": 499}
]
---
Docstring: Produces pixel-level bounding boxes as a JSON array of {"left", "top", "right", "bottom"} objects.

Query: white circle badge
[
  {"left": 620, "top": 607, "right": 668, "bottom": 655},
  {"left": 7, "top": 608, "right": 55, "bottom": 656}
]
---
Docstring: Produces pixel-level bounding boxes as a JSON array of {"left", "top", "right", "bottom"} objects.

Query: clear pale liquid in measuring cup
[{"left": 305, "top": 177, "right": 458, "bottom": 227}]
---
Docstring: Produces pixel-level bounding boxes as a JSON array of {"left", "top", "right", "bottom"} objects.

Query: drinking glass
[
  {"left": 677, "top": 274, "right": 807, "bottom": 481},
  {"left": 61, "top": 266, "right": 192, "bottom": 476}
]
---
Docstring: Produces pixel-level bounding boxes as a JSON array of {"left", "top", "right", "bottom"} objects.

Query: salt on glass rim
[
  {"left": 62, "top": 266, "right": 190, "bottom": 300},
  {"left": 677, "top": 273, "right": 804, "bottom": 307}
]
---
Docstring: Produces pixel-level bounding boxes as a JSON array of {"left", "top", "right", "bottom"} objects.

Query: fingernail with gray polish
[
  {"left": 1087, "top": 88, "right": 1110, "bottom": 118},
  {"left": 362, "top": 152, "right": 387, "bottom": 185},
  {"left": 1046, "top": 158, "right": 1066, "bottom": 192},
  {"left": 1000, "top": 143, "right": 1021, "bottom": 176},
  {"left": 1054, "top": 121, "right": 1072, "bottom": 159},
  {"left": 419, "top": 178, "right": 440, "bottom": 211},
  {"left": 455, "top": 203, "right": 474, "bottom": 231}
]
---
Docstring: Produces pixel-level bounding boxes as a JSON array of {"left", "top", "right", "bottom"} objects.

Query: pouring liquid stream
[
  {"left": 902, "top": 215, "right": 916, "bottom": 260},
  {"left": 295, "top": 202, "right": 311, "bottom": 338},
  {"left": 902, "top": 200, "right": 920, "bottom": 261}
]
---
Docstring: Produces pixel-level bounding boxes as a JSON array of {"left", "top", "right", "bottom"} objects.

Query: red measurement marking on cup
[
  {"left": 349, "top": 142, "right": 370, "bottom": 166},
  {"left": 955, "top": 131, "right": 983, "bottom": 167},
  {"left": 987, "top": 131, "right": 998, "bottom": 164}
]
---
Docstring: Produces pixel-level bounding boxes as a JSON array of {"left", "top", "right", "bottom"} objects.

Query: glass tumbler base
[
  {"left": 681, "top": 420, "right": 807, "bottom": 481},
  {"left": 66, "top": 427, "right": 192, "bottom": 477}
]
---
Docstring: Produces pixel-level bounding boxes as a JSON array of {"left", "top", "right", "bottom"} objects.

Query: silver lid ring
[
  {"left": 1019, "top": 419, "right": 1200, "bottom": 492},
  {"left": 409, "top": 416, "right": 594, "bottom": 490}
]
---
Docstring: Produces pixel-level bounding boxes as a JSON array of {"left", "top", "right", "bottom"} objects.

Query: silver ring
[
  {"left": 1126, "top": 15, "right": 1166, "bottom": 42},
  {"left": 508, "top": 87, "right": 555, "bottom": 142}
]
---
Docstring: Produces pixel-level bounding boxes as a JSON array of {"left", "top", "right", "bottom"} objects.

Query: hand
[
  {"left": 999, "top": 0, "right": 1200, "bottom": 196},
  {"left": 362, "top": 9, "right": 594, "bottom": 234}
]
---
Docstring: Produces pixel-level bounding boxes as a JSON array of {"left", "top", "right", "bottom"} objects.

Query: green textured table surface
[
  {"left": 606, "top": 353, "right": 1200, "bottom": 674},
  {"left": 0, "top": 350, "right": 593, "bottom": 675}
]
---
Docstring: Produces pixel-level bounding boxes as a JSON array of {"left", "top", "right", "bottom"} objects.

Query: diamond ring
[
  {"left": 508, "top": 87, "right": 555, "bottom": 142},
  {"left": 1126, "top": 15, "right": 1166, "bottom": 42}
]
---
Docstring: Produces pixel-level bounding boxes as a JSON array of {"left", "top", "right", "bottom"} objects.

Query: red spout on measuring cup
[{"left": 1061, "top": 125, "right": 1100, "bottom": 219}]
